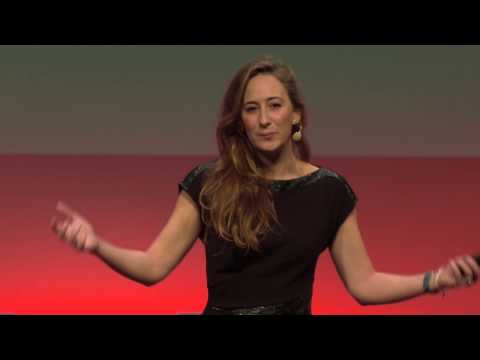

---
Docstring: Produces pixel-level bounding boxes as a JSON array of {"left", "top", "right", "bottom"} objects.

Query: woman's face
[{"left": 241, "top": 74, "right": 300, "bottom": 155}]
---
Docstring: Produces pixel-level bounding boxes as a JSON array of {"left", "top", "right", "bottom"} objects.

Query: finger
[
  {"left": 71, "top": 225, "right": 84, "bottom": 248},
  {"left": 451, "top": 257, "right": 475, "bottom": 287},
  {"left": 51, "top": 216, "right": 64, "bottom": 231},
  {"left": 62, "top": 226, "right": 74, "bottom": 245},
  {"left": 463, "top": 257, "right": 480, "bottom": 286},
  {"left": 77, "top": 230, "right": 87, "bottom": 252},
  {"left": 456, "top": 257, "right": 474, "bottom": 279},
  {"left": 64, "top": 223, "right": 81, "bottom": 245},
  {"left": 448, "top": 259, "right": 464, "bottom": 283},
  {"left": 53, "top": 215, "right": 71, "bottom": 232},
  {"left": 56, "top": 221, "right": 69, "bottom": 241},
  {"left": 465, "top": 256, "right": 480, "bottom": 278},
  {"left": 56, "top": 201, "right": 80, "bottom": 219},
  {"left": 75, "top": 226, "right": 88, "bottom": 252}
]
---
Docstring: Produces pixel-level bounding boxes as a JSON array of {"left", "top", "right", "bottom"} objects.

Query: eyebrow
[{"left": 243, "top": 97, "right": 284, "bottom": 106}]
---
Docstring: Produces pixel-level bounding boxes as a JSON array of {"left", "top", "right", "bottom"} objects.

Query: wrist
[
  {"left": 91, "top": 235, "right": 103, "bottom": 256},
  {"left": 423, "top": 271, "right": 435, "bottom": 293}
]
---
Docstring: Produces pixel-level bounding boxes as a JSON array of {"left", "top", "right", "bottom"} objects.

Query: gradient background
[{"left": 1, "top": 45, "right": 479, "bottom": 314}]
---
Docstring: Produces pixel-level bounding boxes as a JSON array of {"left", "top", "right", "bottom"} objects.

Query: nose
[{"left": 258, "top": 108, "right": 271, "bottom": 127}]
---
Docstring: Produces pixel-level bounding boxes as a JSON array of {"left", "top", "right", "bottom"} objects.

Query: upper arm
[
  {"left": 329, "top": 208, "right": 375, "bottom": 295},
  {"left": 146, "top": 190, "right": 202, "bottom": 283}
]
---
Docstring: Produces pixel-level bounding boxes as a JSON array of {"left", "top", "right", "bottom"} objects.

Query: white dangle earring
[{"left": 292, "top": 118, "right": 302, "bottom": 142}]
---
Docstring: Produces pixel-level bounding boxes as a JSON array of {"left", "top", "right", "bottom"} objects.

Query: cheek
[
  {"left": 274, "top": 111, "right": 292, "bottom": 128},
  {"left": 241, "top": 115, "right": 256, "bottom": 131}
]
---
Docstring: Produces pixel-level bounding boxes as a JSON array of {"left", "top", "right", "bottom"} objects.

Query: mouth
[{"left": 258, "top": 132, "right": 277, "bottom": 139}]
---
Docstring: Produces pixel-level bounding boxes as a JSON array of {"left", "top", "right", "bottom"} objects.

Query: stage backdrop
[{"left": 1, "top": 45, "right": 479, "bottom": 314}]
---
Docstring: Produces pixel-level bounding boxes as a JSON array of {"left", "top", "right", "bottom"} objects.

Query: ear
[
  {"left": 292, "top": 109, "right": 302, "bottom": 125},
  {"left": 292, "top": 115, "right": 301, "bottom": 125}
]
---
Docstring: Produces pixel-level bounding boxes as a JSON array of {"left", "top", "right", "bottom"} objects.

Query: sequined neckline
[
  {"left": 267, "top": 165, "right": 328, "bottom": 192},
  {"left": 191, "top": 160, "right": 334, "bottom": 193}
]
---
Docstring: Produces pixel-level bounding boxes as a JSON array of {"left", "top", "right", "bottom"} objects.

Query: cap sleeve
[
  {"left": 178, "top": 160, "right": 214, "bottom": 209},
  {"left": 329, "top": 172, "right": 358, "bottom": 244},
  {"left": 178, "top": 161, "right": 215, "bottom": 242}
]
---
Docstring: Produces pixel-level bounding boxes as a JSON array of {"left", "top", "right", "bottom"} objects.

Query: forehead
[{"left": 243, "top": 74, "right": 288, "bottom": 103}]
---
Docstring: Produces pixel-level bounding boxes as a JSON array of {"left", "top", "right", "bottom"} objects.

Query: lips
[{"left": 258, "top": 132, "right": 277, "bottom": 137}]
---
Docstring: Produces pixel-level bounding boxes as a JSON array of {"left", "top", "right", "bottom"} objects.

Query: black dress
[{"left": 178, "top": 159, "right": 358, "bottom": 315}]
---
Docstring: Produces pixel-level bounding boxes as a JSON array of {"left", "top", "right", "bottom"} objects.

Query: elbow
[
  {"left": 142, "top": 279, "right": 158, "bottom": 287},
  {"left": 142, "top": 277, "right": 164, "bottom": 287},
  {"left": 351, "top": 291, "right": 370, "bottom": 306},
  {"left": 349, "top": 282, "right": 375, "bottom": 306},
  {"left": 351, "top": 289, "right": 383, "bottom": 307},
  {"left": 142, "top": 269, "right": 168, "bottom": 287},
  {"left": 141, "top": 275, "right": 164, "bottom": 287},
  {"left": 355, "top": 297, "right": 372, "bottom": 306},
  {"left": 348, "top": 271, "right": 378, "bottom": 306},
  {"left": 137, "top": 276, "right": 156, "bottom": 287}
]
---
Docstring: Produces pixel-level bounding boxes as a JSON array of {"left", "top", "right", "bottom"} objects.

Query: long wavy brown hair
[{"left": 199, "top": 56, "right": 311, "bottom": 252}]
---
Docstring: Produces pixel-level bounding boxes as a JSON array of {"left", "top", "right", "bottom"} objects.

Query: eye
[
  {"left": 270, "top": 103, "right": 282, "bottom": 109},
  {"left": 244, "top": 107, "right": 257, "bottom": 113}
]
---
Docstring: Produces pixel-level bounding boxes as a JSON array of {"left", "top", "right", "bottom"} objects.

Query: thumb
[{"left": 56, "top": 201, "right": 80, "bottom": 218}]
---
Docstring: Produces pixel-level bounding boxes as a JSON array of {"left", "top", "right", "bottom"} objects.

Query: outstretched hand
[
  {"left": 50, "top": 201, "right": 100, "bottom": 254},
  {"left": 434, "top": 255, "right": 480, "bottom": 293}
]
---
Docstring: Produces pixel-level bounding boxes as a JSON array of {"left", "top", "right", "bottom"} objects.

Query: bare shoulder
[{"left": 301, "top": 162, "right": 321, "bottom": 175}]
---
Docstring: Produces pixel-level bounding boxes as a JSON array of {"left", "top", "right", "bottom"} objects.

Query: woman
[{"left": 51, "top": 56, "right": 480, "bottom": 315}]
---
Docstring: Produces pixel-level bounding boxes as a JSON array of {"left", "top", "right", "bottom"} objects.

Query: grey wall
[{"left": 1, "top": 45, "right": 479, "bottom": 157}]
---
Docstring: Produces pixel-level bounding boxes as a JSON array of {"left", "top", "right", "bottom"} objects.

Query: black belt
[{"left": 203, "top": 296, "right": 311, "bottom": 315}]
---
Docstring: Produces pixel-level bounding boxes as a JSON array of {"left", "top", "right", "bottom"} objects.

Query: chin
[{"left": 253, "top": 142, "right": 283, "bottom": 154}]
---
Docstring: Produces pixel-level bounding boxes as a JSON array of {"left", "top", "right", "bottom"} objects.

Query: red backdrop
[{"left": 1, "top": 155, "right": 479, "bottom": 314}]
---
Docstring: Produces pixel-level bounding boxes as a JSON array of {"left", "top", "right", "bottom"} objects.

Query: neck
[{"left": 256, "top": 142, "right": 304, "bottom": 180}]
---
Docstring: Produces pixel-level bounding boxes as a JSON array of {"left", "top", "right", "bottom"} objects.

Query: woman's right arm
[{"left": 51, "top": 190, "right": 202, "bottom": 287}]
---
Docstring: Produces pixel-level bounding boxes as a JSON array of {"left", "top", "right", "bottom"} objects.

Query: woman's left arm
[{"left": 329, "top": 208, "right": 480, "bottom": 305}]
